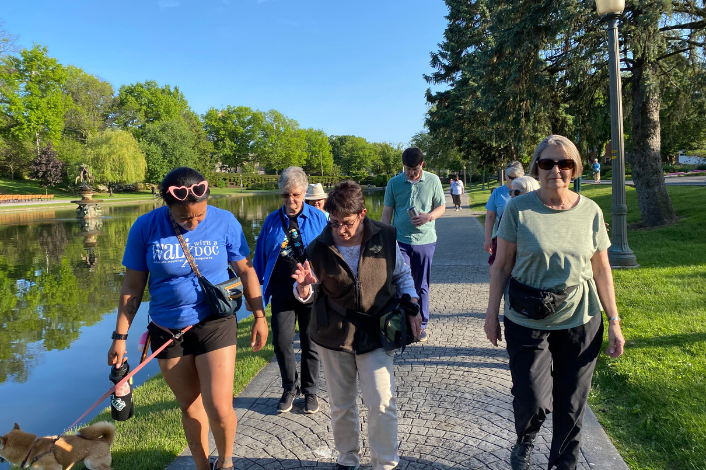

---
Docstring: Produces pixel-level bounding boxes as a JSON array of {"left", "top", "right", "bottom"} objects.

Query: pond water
[{"left": 0, "top": 190, "right": 386, "bottom": 465}]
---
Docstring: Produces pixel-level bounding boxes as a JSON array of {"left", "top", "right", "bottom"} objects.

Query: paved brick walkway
[{"left": 167, "top": 193, "right": 628, "bottom": 470}]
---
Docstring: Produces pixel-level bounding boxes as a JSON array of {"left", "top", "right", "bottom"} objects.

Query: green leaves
[{"left": 85, "top": 129, "right": 146, "bottom": 186}]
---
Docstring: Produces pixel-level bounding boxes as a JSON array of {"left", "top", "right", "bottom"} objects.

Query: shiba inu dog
[{"left": 0, "top": 421, "right": 115, "bottom": 470}]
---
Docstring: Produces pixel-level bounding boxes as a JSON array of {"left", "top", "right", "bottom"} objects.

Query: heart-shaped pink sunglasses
[{"left": 167, "top": 180, "right": 209, "bottom": 201}]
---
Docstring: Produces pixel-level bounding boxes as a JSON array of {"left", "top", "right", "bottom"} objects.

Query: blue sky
[{"left": 2, "top": 0, "right": 450, "bottom": 145}]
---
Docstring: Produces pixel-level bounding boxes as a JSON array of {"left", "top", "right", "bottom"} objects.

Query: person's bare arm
[
  {"left": 107, "top": 268, "right": 148, "bottom": 366},
  {"left": 484, "top": 238, "right": 516, "bottom": 346},
  {"left": 591, "top": 250, "right": 625, "bottom": 358},
  {"left": 484, "top": 211, "right": 497, "bottom": 253},
  {"left": 231, "top": 257, "right": 269, "bottom": 351},
  {"left": 381, "top": 205, "right": 394, "bottom": 225}
]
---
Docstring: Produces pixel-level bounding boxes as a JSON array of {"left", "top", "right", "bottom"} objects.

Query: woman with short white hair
[
  {"left": 510, "top": 176, "right": 540, "bottom": 197},
  {"left": 253, "top": 166, "right": 328, "bottom": 414}
]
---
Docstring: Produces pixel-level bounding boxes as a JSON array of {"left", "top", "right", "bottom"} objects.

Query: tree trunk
[{"left": 630, "top": 61, "right": 677, "bottom": 227}]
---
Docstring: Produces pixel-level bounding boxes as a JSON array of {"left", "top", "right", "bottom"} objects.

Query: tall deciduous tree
[
  {"left": 115, "top": 80, "right": 189, "bottom": 138},
  {"left": 260, "top": 110, "right": 306, "bottom": 173},
  {"left": 371, "top": 142, "right": 403, "bottom": 175},
  {"left": 304, "top": 128, "right": 333, "bottom": 176},
  {"left": 61, "top": 66, "right": 115, "bottom": 141},
  {"left": 203, "top": 106, "right": 266, "bottom": 170},
  {"left": 140, "top": 118, "right": 198, "bottom": 184},
  {"left": 85, "top": 130, "right": 146, "bottom": 195},
  {"left": 338, "top": 136, "right": 374, "bottom": 178},
  {"left": 0, "top": 45, "right": 69, "bottom": 156}
]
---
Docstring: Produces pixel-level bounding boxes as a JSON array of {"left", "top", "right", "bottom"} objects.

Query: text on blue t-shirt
[{"left": 122, "top": 205, "right": 250, "bottom": 329}]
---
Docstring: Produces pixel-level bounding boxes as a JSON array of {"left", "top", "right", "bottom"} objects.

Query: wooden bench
[{"left": 0, "top": 194, "right": 55, "bottom": 203}]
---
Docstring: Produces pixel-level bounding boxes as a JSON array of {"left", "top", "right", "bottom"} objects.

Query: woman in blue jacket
[{"left": 254, "top": 167, "right": 328, "bottom": 414}]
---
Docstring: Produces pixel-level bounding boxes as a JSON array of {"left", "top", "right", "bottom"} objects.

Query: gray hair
[
  {"left": 278, "top": 166, "right": 309, "bottom": 193},
  {"left": 505, "top": 161, "right": 525, "bottom": 178},
  {"left": 529, "top": 135, "right": 583, "bottom": 178},
  {"left": 511, "top": 176, "right": 540, "bottom": 195}
]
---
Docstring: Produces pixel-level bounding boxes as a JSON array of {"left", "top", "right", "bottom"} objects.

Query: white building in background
[{"left": 677, "top": 151, "right": 706, "bottom": 165}]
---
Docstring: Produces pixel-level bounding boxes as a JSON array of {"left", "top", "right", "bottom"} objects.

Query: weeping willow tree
[{"left": 84, "top": 129, "right": 146, "bottom": 196}]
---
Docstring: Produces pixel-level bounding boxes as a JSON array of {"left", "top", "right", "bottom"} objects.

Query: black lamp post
[{"left": 596, "top": 0, "right": 639, "bottom": 268}]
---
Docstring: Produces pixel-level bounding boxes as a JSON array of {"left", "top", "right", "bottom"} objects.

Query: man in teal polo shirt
[{"left": 381, "top": 147, "right": 445, "bottom": 342}]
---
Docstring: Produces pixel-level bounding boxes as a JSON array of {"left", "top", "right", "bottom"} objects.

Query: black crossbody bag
[
  {"left": 508, "top": 277, "right": 577, "bottom": 320},
  {"left": 170, "top": 214, "right": 243, "bottom": 317}
]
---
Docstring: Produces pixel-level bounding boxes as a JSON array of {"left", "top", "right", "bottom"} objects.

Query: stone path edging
[{"left": 166, "top": 193, "right": 629, "bottom": 470}]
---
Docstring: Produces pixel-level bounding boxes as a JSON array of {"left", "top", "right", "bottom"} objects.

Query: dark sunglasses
[
  {"left": 511, "top": 189, "right": 523, "bottom": 197},
  {"left": 536, "top": 159, "right": 575, "bottom": 171},
  {"left": 506, "top": 175, "right": 517, "bottom": 181},
  {"left": 167, "top": 181, "right": 208, "bottom": 201}
]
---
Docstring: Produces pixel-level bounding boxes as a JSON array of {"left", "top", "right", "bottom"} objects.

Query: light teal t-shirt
[
  {"left": 384, "top": 171, "right": 445, "bottom": 245},
  {"left": 497, "top": 192, "right": 611, "bottom": 330}
]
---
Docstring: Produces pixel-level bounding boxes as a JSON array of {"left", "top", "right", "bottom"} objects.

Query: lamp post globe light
[{"left": 596, "top": 0, "right": 639, "bottom": 268}]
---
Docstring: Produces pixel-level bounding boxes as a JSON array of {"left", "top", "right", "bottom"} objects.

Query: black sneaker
[
  {"left": 304, "top": 394, "right": 319, "bottom": 414},
  {"left": 278, "top": 388, "right": 299, "bottom": 413},
  {"left": 510, "top": 435, "right": 534, "bottom": 470}
]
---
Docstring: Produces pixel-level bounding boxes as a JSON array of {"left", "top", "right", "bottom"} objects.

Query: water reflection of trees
[
  {"left": 0, "top": 192, "right": 386, "bottom": 385},
  {"left": 0, "top": 217, "right": 133, "bottom": 384}
]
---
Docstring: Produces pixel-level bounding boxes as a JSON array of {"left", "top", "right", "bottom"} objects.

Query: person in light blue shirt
[
  {"left": 381, "top": 147, "right": 445, "bottom": 341},
  {"left": 592, "top": 158, "right": 601, "bottom": 183},
  {"left": 484, "top": 161, "right": 525, "bottom": 266}
]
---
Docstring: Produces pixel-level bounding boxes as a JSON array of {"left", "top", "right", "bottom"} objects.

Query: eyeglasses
[
  {"left": 167, "top": 181, "right": 208, "bottom": 201},
  {"left": 329, "top": 217, "right": 359, "bottom": 230},
  {"left": 506, "top": 175, "right": 517, "bottom": 181},
  {"left": 281, "top": 192, "right": 302, "bottom": 199},
  {"left": 511, "top": 189, "right": 523, "bottom": 197},
  {"left": 537, "top": 159, "right": 575, "bottom": 171}
]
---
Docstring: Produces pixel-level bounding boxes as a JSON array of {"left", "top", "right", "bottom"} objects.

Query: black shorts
[
  {"left": 452, "top": 194, "right": 462, "bottom": 206},
  {"left": 148, "top": 314, "right": 238, "bottom": 359}
]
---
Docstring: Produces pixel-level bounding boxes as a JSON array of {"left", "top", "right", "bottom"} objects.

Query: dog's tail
[{"left": 76, "top": 422, "right": 116, "bottom": 445}]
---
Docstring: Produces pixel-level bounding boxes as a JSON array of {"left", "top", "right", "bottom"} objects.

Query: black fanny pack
[{"left": 508, "top": 277, "right": 577, "bottom": 320}]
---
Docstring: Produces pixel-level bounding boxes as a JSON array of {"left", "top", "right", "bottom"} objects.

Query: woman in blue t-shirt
[
  {"left": 107, "top": 167, "right": 268, "bottom": 470},
  {"left": 485, "top": 161, "right": 525, "bottom": 265}
]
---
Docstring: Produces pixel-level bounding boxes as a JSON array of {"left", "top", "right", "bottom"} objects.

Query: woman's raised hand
[{"left": 291, "top": 261, "right": 317, "bottom": 286}]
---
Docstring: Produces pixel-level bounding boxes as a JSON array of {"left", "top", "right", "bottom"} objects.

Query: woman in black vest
[{"left": 292, "top": 180, "right": 422, "bottom": 470}]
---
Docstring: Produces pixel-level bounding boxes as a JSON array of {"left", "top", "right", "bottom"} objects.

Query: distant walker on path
[
  {"left": 451, "top": 174, "right": 464, "bottom": 211},
  {"left": 381, "top": 147, "right": 445, "bottom": 342}
]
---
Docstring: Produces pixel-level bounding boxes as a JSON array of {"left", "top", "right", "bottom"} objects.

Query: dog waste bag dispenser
[{"left": 109, "top": 361, "right": 134, "bottom": 421}]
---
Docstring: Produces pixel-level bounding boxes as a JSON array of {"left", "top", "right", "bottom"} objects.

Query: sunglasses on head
[
  {"left": 536, "top": 159, "right": 575, "bottom": 171},
  {"left": 167, "top": 181, "right": 209, "bottom": 201},
  {"left": 511, "top": 189, "right": 523, "bottom": 197}
]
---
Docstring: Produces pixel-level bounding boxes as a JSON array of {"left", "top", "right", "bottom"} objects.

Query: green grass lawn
[
  {"left": 468, "top": 184, "right": 706, "bottom": 470},
  {"left": 87, "top": 311, "right": 274, "bottom": 470}
]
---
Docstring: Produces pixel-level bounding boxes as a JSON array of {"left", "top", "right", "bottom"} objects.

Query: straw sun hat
[{"left": 304, "top": 183, "right": 327, "bottom": 201}]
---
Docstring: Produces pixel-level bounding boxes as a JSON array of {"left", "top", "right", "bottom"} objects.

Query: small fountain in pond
[{"left": 71, "top": 164, "right": 103, "bottom": 219}]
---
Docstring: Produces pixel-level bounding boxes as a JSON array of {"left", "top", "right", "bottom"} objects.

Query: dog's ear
[
  {"left": 0, "top": 435, "right": 5, "bottom": 448},
  {"left": 13, "top": 423, "right": 20, "bottom": 430}
]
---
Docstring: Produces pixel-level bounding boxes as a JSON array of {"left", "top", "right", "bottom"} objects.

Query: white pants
[{"left": 318, "top": 346, "right": 399, "bottom": 470}]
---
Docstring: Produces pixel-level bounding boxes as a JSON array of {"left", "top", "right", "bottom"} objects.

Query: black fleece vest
[{"left": 306, "top": 217, "right": 398, "bottom": 354}]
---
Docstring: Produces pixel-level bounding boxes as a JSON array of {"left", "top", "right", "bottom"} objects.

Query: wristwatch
[{"left": 112, "top": 331, "right": 128, "bottom": 340}]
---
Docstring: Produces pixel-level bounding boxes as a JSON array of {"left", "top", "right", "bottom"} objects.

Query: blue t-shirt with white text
[{"left": 122, "top": 205, "right": 250, "bottom": 329}]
